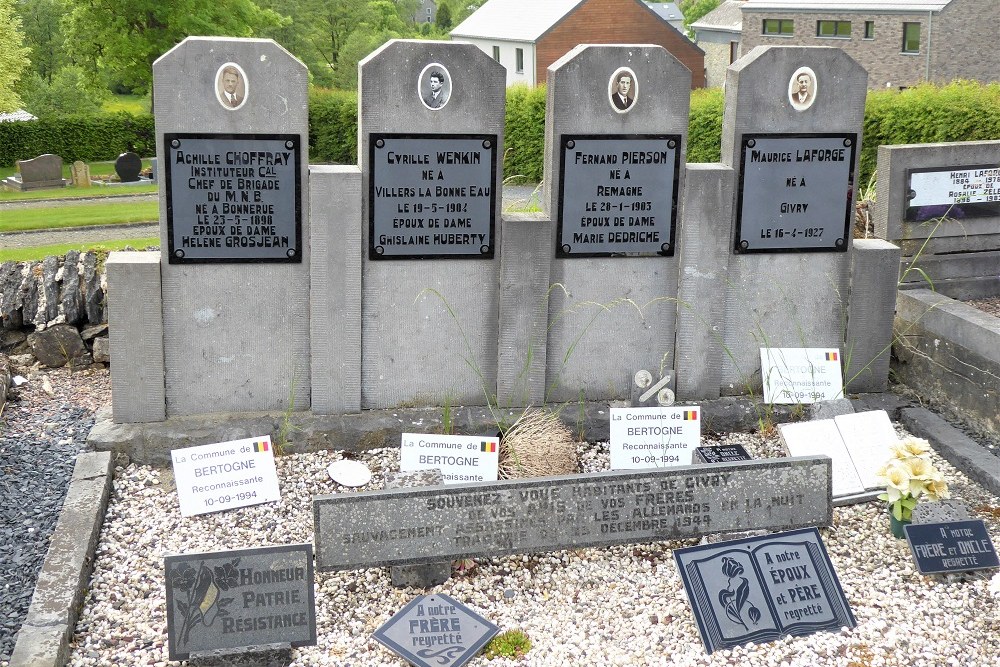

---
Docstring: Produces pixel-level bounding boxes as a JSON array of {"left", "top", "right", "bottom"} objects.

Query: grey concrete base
[
  {"left": 9, "top": 452, "right": 113, "bottom": 667},
  {"left": 390, "top": 562, "right": 452, "bottom": 588},
  {"left": 188, "top": 644, "right": 292, "bottom": 667},
  {"left": 90, "top": 396, "right": 827, "bottom": 466},
  {"left": 845, "top": 239, "right": 900, "bottom": 393},
  {"left": 900, "top": 407, "right": 1000, "bottom": 498}
]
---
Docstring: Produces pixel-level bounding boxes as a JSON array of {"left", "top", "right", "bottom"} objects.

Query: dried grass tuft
[{"left": 498, "top": 408, "right": 578, "bottom": 479}]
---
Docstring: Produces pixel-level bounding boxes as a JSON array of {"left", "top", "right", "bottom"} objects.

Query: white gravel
[{"left": 63, "top": 429, "right": 1000, "bottom": 667}]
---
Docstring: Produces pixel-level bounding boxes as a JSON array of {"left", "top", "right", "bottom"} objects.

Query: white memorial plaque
[
  {"left": 171, "top": 436, "right": 281, "bottom": 517},
  {"left": 778, "top": 420, "right": 864, "bottom": 497},
  {"left": 327, "top": 459, "right": 373, "bottom": 487},
  {"left": 609, "top": 406, "right": 701, "bottom": 470},
  {"left": 399, "top": 433, "right": 499, "bottom": 483},
  {"left": 760, "top": 348, "right": 843, "bottom": 404},
  {"left": 909, "top": 167, "right": 1000, "bottom": 207},
  {"left": 835, "top": 410, "right": 898, "bottom": 490}
]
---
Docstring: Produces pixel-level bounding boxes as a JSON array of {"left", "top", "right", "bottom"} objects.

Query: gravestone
[
  {"left": 2, "top": 154, "right": 68, "bottom": 191},
  {"left": 385, "top": 469, "right": 451, "bottom": 588},
  {"left": 674, "top": 527, "right": 856, "bottom": 654},
  {"left": 115, "top": 151, "right": 143, "bottom": 182},
  {"left": 164, "top": 544, "right": 316, "bottom": 661},
  {"left": 716, "top": 48, "right": 867, "bottom": 396},
  {"left": 314, "top": 457, "right": 832, "bottom": 570},
  {"left": 70, "top": 161, "right": 91, "bottom": 188}
]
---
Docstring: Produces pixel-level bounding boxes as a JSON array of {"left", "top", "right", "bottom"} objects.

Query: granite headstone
[
  {"left": 904, "top": 520, "right": 999, "bottom": 574},
  {"left": 115, "top": 151, "right": 143, "bottom": 182},
  {"left": 373, "top": 594, "right": 498, "bottom": 667}
]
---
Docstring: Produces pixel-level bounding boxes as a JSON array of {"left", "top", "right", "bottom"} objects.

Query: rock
[
  {"left": 8, "top": 354, "right": 34, "bottom": 368},
  {"left": 0, "top": 353, "right": 10, "bottom": 404},
  {"left": 0, "top": 261, "right": 24, "bottom": 329},
  {"left": 42, "top": 256, "right": 60, "bottom": 324},
  {"left": 21, "top": 262, "right": 40, "bottom": 327},
  {"left": 80, "top": 324, "right": 108, "bottom": 341},
  {"left": 82, "top": 252, "right": 104, "bottom": 325},
  {"left": 807, "top": 399, "right": 855, "bottom": 421},
  {"left": 92, "top": 337, "right": 110, "bottom": 363},
  {"left": 27, "top": 324, "right": 88, "bottom": 368},
  {"left": 61, "top": 250, "right": 84, "bottom": 325},
  {"left": 1, "top": 329, "right": 27, "bottom": 353}
]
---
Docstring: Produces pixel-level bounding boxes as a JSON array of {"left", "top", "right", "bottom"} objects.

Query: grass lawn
[
  {"left": 0, "top": 158, "right": 154, "bottom": 182},
  {"left": 0, "top": 238, "right": 160, "bottom": 263},
  {"left": 0, "top": 182, "right": 157, "bottom": 201},
  {"left": 103, "top": 94, "right": 149, "bottom": 114},
  {"left": 0, "top": 201, "right": 160, "bottom": 232}
]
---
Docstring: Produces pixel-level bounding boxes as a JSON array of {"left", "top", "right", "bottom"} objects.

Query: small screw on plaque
[
  {"left": 634, "top": 370, "right": 653, "bottom": 389},
  {"left": 740, "top": 240, "right": 750, "bottom": 250},
  {"left": 375, "top": 139, "right": 384, "bottom": 149},
  {"left": 285, "top": 140, "right": 295, "bottom": 150},
  {"left": 836, "top": 238, "right": 845, "bottom": 248},
  {"left": 375, "top": 246, "right": 385, "bottom": 255},
  {"left": 482, "top": 140, "right": 491, "bottom": 149},
  {"left": 287, "top": 249, "right": 296, "bottom": 258},
  {"left": 844, "top": 138, "right": 853, "bottom": 147},
  {"left": 668, "top": 139, "right": 677, "bottom": 149},
  {"left": 907, "top": 189, "right": 916, "bottom": 200},
  {"left": 171, "top": 139, "right": 180, "bottom": 148},
  {"left": 480, "top": 245, "right": 490, "bottom": 254},
  {"left": 562, "top": 244, "right": 572, "bottom": 253},
  {"left": 661, "top": 243, "right": 670, "bottom": 253},
  {"left": 746, "top": 139, "right": 756, "bottom": 148},
  {"left": 566, "top": 140, "right": 575, "bottom": 149},
  {"left": 174, "top": 250, "right": 185, "bottom": 258}
]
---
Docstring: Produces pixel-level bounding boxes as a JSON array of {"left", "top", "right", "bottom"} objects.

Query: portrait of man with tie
[
  {"left": 216, "top": 63, "right": 247, "bottom": 110},
  {"left": 609, "top": 68, "right": 637, "bottom": 113},
  {"left": 788, "top": 66, "right": 817, "bottom": 111},
  {"left": 419, "top": 63, "right": 451, "bottom": 110}
]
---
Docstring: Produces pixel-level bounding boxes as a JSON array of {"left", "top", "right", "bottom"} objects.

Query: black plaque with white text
[
  {"left": 369, "top": 134, "right": 497, "bottom": 260},
  {"left": 558, "top": 135, "right": 680, "bottom": 257},
  {"left": 904, "top": 520, "right": 998, "bottom": 574},
  {"left": 735, "top": 133, "right": 856, "bottom": 254},
  {"left": 164, "top": 134, "right": 302, "bottom": 263}
]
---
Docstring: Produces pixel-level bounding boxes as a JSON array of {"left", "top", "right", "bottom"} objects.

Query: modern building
[
  {"left": 693, "top": 0, "right": 1000, "bottom": 90},
  {"left": 450, "top": 0, "right": 705, "bottom": 88}
]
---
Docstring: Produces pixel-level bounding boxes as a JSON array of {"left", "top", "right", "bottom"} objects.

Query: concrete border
[
  {"left": 901, "top": 407, "right": 1000, "bottom": 498},
  {"left": 9, "top": 452, "right": 114, "bottom": 667}
]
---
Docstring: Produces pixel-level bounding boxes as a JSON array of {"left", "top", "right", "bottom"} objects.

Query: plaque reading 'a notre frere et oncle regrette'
[
  {"left": 165, "top": 134, "right": 301, "bottom": 263},
  {"left": 369, "top": 134, "right": 497, "bottom": 259},
  {"left": 735, "top": 134, "right": 857, "bottom": 253},
  {"left": 558, "top": 135, "right": 680, "bottom": 257}
]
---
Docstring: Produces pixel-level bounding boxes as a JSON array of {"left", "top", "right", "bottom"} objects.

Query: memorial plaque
[
  {"left": 164, "top": 544, "right": 316, "bottom": 661},
  {"left": 400, "top": 433, "right": 500, "bottom": 483},
  {"left": 778, "top": 420, "right": 865, "bottom": 497},
  {"left": 373, "top": 594, "right": 499, "bottom": 667},
  {"left": 905, "top": 164, "right": 1000, "bottom": 221},
  {"left": 735, "top": 133, "right": 857, "bottom": 253},
  {"left": 833, "top": 410, "right": 897, "bottom": 490},
  {"left": 369, "top": 134, "right": 497, "bottom": 259},
  {"left": 695, "top": 444, "right": 752, "bottom": 464},
  {"left": 904, "top": 520, "right": 999, "bottom": 574},
  {"left": 674, "top": 528, "right": 856, "bottom": 654},
  {"left": 557, "top": 135, "right": 680, "bottom": 257},
  {"left": 313, "top": 457, "right": 832, "bottom": 570},
  {"left": 609, "top": 406, "right": 701, "bottom": 470},
  {"left": 164, "top": 133, "right": 302, "bottom": 263}
]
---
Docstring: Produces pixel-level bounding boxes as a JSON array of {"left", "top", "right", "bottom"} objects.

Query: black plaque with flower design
[
  {"left": 164, "top": 544, "right": 316, "bottom": 661},
  {"left": 673, "top": 528, "right": 855, "bottom": 654}
]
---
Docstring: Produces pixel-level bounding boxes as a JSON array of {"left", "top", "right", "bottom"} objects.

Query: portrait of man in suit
[
  {"left": 610, "top": 68, "right": 637, "bottom": 112},
  {"left": 216, "top": 63, "right": 247, "bottom": 110},
  {"left": 788, "top": 67, "right": 817, "bottom": 111},
  {"left": 420, "top": 65, "right": 451, "bottom": 110}
]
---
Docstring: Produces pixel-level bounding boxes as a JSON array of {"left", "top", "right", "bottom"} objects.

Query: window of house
[
  {"left": 864, "top": 21, "right": 875, "bottom": 39},
  {"left": 730, "top": 41, "right": 739, "bottom": 64},
  {"left": 492, "top": 45, "right": 500, "bottom": 62},
  {"left": 762, "top": 19, "right": 794, "bottom": 36},
  {"left": 816, "top": 20, "right": 850, "bottom": 38},
  {"left": 902, "top": 22, "right": 921, "bottom": 53},
  {"left": 515, "top": 48, "right": 524, "bottom": 73}
]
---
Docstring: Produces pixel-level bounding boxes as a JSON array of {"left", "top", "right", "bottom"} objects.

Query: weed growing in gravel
[{"left": 484, "top": 629, "right": 531, "bottom": 660}]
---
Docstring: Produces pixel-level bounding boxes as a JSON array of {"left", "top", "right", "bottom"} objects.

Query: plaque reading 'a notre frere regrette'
[
  {"left": 735, "top": 134, "right": 857, "bottom": 253},
  {"left": 558, "top": 135, "right": 680, "bottom": 257},
  {"left": 369, "top": 134, "right": 497, "bottom": 259},
  {"left": 165, "top": 134, "right": 301, "bottom": 263}
]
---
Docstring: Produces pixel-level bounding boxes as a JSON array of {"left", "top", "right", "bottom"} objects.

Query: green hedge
[
  {"left": 0, "top": 113, "right": 155, "bottom": 166},
  {"left": 6, "top": 82, "right": 1000, "bottom": 187}
]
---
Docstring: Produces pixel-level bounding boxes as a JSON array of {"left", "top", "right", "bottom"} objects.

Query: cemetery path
[{"left": 0, "top": 193, "right": 156, "bottom": 211}]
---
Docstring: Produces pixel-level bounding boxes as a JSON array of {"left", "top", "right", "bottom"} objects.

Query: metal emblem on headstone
[
  {"left": 558, "top": 135, "right": 680, "bottom": 257},
  {"left": 164, "top": 133, "right": 302, "bottom": 263},
  {"left": 904, "top": 520, "right": 999, "bottom": 575},
  {"left": 674, "top": 528, "right": 855, "bottom": 654},
  {"left": 369, "top": 134, "right": 497, "bottom": 259},
  {"left": 630, "top": 369, "right": 675, "bottom": 406},
  {"left": 373, "top": 593, "right": 499, "bottom": 667},
  {"left": 735, "top": 133, "right": 857, "bottom": 253},
  {"left": 164, "top": 544, "right": 316, "bottom": 661}
]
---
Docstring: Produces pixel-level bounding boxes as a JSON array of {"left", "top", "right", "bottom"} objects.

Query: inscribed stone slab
[
  {"left": 373, "top": 594, "right": 498, "bottom": 667},
  {"left": 778, "top": 420, "right": 864, "bottom": 497},
  {"left": 313, "top": 457, "right": 832, "bottom": 570},
  {"left": 833, "top": 410, "right": 897, "bottom": 489}
]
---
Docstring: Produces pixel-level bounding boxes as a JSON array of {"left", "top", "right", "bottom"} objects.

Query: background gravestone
[
  {"left": 114, "top": 152, "right": 142, "bottom": 182},
  {"left": 358, "top": 40, "right": 504, "bottom": 409},
  {"left": 717, "top": 47, "right": 867, "bottom": 395},
  {"left": 539, "top": 45, "right": 690, "bottom": 403},
  {"left": 3, "top": 154, "right": 68, "bottom": 190},
  {"left": 71, "top": 161, "right": 91, "bottom": 188},
  {"left": 151, "top": 38, "right": 310, "bottom": 416}
]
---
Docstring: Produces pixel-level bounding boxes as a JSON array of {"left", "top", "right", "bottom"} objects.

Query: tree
[
  {"left": 679, "top": 0, "right": 720, "bottom": 35},
  {"left": 434, "top": 2, "right": 452, "bottom": 30},
  {"left": 17, "top": 0, "right": 66, "bottom": 84},
  {"left": 0, "top": 0, "right": 31, "bottom": 112},
  {"left": 63, "top": 0, "right": 287, "bottom": 98},
  {"left": 20, "top": 65, "right": 106, "bottom": 117}
]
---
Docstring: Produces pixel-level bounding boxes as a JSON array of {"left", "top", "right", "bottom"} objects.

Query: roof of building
[
  {"left": 451, "top": 0, "right": 588, "bottom": 41},
  {"left": 691, "top": 0, "right": 745, "bottom": 32},
  {"left": 741, "top": 0, "right": 950, "bottom": 12},
  {"left": 0, "top": 109, "right": 37, "bottom": 123},
  {"left": 644, "top": 2, "right": 685, "bottom": 23}
]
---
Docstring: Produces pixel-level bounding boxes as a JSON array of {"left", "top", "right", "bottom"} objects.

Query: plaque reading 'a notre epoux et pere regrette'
[
  {"left": 735, "top": 133, "right": 857, "bottom": 254},
  {"left": 558, "top": 135, "right": 680, "bottom": 257},
  {"left": 369, "top": 134, "right": 497, "bottom": 260},
  {"left": 165, "top": 134, "right": 302, "bottom": 264}
]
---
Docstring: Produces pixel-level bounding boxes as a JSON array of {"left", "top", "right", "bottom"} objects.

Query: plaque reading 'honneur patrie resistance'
[
  {"left": 165, "top": 134, "right": 302, "bottom": 263},
  {"left": 369, "top": 134, "right": 497, "bottom": 259},
  {"left": 735, "top": 133, "right": 857, "bottom": 254},
  {"left": 558, "top": 135, "right": 680, "bottom": 257}
]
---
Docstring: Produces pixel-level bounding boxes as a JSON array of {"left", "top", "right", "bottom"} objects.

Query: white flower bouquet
[{"left": 876, "top": 437, "right": 950, "bottom": 523}]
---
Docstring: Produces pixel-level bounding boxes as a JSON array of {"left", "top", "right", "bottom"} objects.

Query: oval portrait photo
[
  {"left": 216, "top": 62, "right": 248, "bottom": 111},
  {"left": 609, "top": 67, "right": 638, "bottom": 113},
  {"left": 419, "top": 63, "right": 451, "bottom": 110},
  {"left": 788, "top": 66, "right": 817, "bottom": 111}
]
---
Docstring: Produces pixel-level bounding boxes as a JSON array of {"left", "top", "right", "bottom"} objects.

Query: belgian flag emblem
[
  {"left": 253, "top": 440, "right": 269, "bottom": 452},
  {"left": 825, "top": 352, "right": 839, "bottom": 361},
  {"left": 682, "top": 410, "right": 698, "bottom": 421},
  {"left": 480, "top": 441, "right": 497, "bottom": 453}
]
